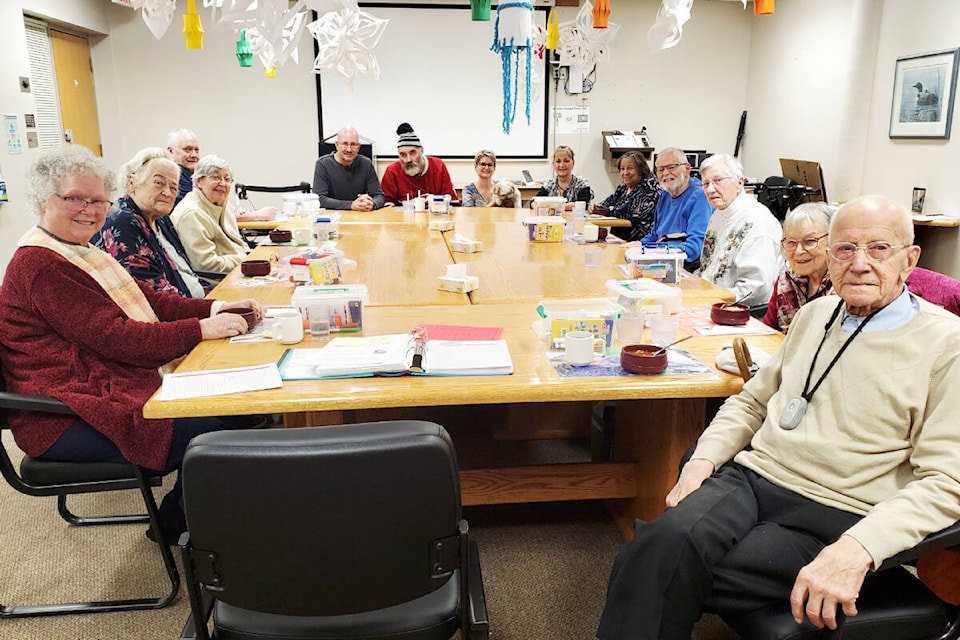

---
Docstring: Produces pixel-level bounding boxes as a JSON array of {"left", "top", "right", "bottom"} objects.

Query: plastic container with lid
[
  {"left": 282, "top": 192, "right": 320, "bottom": 215},
  {"left": 605, "top": 278, "right": 682, "bottom": 318},
  {"left": 530, "top": 196, "right": 567, "bottom": 216},
  {"left": 536, "top": 298, "right": 623, "bottom": 348},
  {"left": 312, "top": 215, "right": 331, "bottom": 244},
  {"left": 290, "top": 284, "right": 368, "bottom": 333},
  {"left": 624, "top": 245, "right": 687, "bottom": 284},
  {"left": 522, "top": 216, "right": 565, "bottom": 242}
]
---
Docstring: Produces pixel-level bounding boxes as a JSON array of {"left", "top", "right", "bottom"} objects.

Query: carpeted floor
[{"left": 0, "top": 431, "right": 741, "bottom": 639}]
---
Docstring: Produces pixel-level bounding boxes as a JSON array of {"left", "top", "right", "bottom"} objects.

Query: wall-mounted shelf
[{"left": 601, "top": 130, "right": 653, "bottom": 172}]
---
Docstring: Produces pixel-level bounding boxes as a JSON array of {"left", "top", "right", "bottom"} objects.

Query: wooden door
[{"left": 49, "top": 30, "right": 102, "bottom": 156}]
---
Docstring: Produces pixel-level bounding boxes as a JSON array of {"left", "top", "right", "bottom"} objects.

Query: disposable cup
[
  {"left": 584, "top": 245, "right": 602, "bottom": 268},
  {"left": 617, "top": 314, "right": 645, "bottom": 344},
  {"left": 649, "top": 316, "right": 679, "bottom": 347}
]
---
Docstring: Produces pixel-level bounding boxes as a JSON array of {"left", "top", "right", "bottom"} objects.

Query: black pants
[{"left": 597, "top": 463, "right": 861, "bottom": 640}]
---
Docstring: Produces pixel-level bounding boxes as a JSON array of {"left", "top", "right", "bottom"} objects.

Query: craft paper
[
  {"left": 556, "top": 0, "right": 620, "bottom": 75},
  {"left": 307, "top": 7, "right": 389, "bottom": 87}
]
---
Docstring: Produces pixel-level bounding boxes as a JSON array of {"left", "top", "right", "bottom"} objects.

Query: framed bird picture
[{"left": 889, "top": 48, "right": 960, "bottom": 139}]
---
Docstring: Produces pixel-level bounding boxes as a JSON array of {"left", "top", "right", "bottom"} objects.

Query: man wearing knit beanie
[{"left": 380, "top": 122, "right": 457, "bottom": 204}]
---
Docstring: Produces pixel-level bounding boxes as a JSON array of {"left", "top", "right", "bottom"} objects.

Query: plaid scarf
[
  {"left": 775, "top": 268, "right": 833, "bottom": 331},
  {"left": 20, "top": 226, "right": 159, "bottom": 324}
]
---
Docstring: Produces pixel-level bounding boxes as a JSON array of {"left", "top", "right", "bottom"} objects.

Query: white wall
[{"left": 861, "top": 0, "right": 960, "bottom": 276}]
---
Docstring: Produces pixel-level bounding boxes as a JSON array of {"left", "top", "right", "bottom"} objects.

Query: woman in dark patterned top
[
  {"left": 595, "top": 151, "right": 661, "bottom": 242},
  {"left": 534, "top": 145, "right": 593, "bottom": 210},
  {"left": 94, "top": 148, "right": 209, "bottom": 298}
]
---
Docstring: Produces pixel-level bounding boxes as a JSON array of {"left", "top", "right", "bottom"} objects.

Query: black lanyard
[{"left": 800, "top": 299, "right": 881, "bottom": 404}]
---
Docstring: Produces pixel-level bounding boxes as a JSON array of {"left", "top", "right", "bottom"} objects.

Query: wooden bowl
[
  {"left": 240, "top": 259, "right": 271, "bottom": 277},
  {"left": 620, "top": 344, "right": 668, "bottom": 375},
  {"left": 269, "top": 229, "right": 293, "bottom": 243},
  {"left": 219, "top": 307, "right": 257, "bottom": 327},
  {"left": 710, "top": 302, "right": 750, "bottom": 326}
]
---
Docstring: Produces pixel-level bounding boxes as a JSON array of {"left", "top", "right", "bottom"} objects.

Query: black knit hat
[{"left": 396, "top": 122, "right": 422, "bottom": 149}]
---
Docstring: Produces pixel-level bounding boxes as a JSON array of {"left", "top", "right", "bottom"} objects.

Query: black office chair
[
  {"left": 178, "top": 420, "right": 489, "bottom": 640},
  {"left": 721, "top": 524, "right": 960, "bottom": 640},
  {"left": 0, "top": 370, "right": 179, "bottom": 617},
  {"left": 749, "top": 176, "right": 822, "bottom": 221}
]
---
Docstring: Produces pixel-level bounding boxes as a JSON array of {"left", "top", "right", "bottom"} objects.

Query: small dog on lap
[{"left": 490, "top": 180, "right": 522, "bottom": 208}]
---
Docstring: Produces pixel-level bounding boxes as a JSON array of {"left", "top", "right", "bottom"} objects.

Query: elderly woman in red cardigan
[{"left": 0, "top": 145, "right": 260, "bottom": 544}]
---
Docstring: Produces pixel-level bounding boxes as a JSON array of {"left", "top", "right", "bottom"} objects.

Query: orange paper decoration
[
  {"left": 754, "top": 0, "right": 774, "bottom": 15},
  {"left": 593, "top": 0, "right": 611, "bottom": 28}
]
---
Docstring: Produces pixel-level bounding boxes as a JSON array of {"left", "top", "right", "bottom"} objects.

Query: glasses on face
[
  {"left": 828, "top": 241, "right": 907, "bottom": 262},
  {"left": 781, "top": 233, "right": 828, "bottom": 253},
  {"left": 203, "top": 173, "right": 233, "bottom": 184},
  {"left": 655, "top": 163, "right": 685, "bottom": 174},
  {"left": 477, "top": 162, "right": 495, "bottom": 168},
  {"left": 338, "top": 142, "right": 360, "bottom": 149},
  {"left": 701, "top": 176, "right": 736, "bottom": 190},
  {"left": 55, "top": 194, "right": 113, "bottom": 214}
]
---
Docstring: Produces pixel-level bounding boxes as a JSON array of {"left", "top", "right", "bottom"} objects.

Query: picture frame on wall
[{"left": 889, "top": 48, "right": 960, "bottom": 139}]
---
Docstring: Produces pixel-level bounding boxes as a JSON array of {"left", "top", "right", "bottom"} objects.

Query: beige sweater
[
  {"left": 694, "top": 294, "right": 960, "bottom": 566},
  {"left": 170, "top": 190, "right": 247, "bottom": 274}
]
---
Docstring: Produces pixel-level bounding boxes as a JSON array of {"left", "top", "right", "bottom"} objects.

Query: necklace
[{"left": 778, "top": 299, "right": 881, "bottom": 430}]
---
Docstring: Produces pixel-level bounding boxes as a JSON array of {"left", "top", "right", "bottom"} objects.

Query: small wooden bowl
[
  {"left": 269, "top": 229, "right": 293, "bottom": 243},
  {"left": 219, "top": 307, "right": 257, "bottom": 327},
  {"left": 711, "top": 302, "right": 750, "bottom": 326},
  {"left": 620, "top": 344, "right": 668, "bottom": 375},
  {"left": 240, "top": 259, "right": 271, "bottom": 277}
]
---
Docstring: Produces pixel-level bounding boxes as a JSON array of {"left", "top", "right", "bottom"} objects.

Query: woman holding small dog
[
  {"left": 594, "top": 151, "right": 660, "bottom": 242},
  {"left": 461, "top": 150, "right": 498, "bottom": 207}
]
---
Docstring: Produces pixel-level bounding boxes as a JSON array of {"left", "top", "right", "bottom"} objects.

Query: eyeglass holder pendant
[{"left": 779, "top": 396, "right": 807, "bottom": 430}]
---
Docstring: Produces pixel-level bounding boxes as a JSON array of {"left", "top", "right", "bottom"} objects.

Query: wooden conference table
[{"left": 146, "top": 207, "right": 783, "bottom": 537}]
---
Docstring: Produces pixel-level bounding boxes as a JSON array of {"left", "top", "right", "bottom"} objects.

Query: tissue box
[
  {"left": 450, "top": 238, "right": 483, "bottom": 253},
  {"left": 291, "top": 284, "right": 368, "bottom": 332},
  {"left": 429, "top": 219, "right": 455, "bottom": 232},
  {"left": 522, "top": 216, "right": 564, "bottom": 243},
  {"left": 437, "top": 275, "right": 479, "bottom": 293}
]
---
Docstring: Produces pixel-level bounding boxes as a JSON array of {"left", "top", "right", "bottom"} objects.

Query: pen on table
[{"left": 409, "top": 325, "right": 428, "bottom": 373}]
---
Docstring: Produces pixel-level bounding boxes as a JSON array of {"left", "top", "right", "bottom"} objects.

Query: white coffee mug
[
  {"left": 582, "top": 223, "right": 600, "bottom": 243},
  {"left": 564, "top": 330, "right": 605, "bottom": 366},
  {"left": 413, "top": 196, "right": 426, "bottom": 212},
  {"left": 272, "top": 310, "right": 305, "bottom": 344}
]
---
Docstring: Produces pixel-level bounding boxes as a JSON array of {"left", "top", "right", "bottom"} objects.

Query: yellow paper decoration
[
  {"left": 265, "top": 64, "right": 277, "bottom": 78},
  {"left": 546, "top": 8, "right": 560, "bottom": 49},
  {"left": 183, "top": 0, "right": 204, "bottom": 50},
  {"left": 593, "top": 0, "right": 611, "bottom": 28}
]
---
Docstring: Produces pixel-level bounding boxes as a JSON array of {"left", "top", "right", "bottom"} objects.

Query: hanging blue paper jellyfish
[{"left": 491, "top": 1, "right": 534, "bottom": 134}]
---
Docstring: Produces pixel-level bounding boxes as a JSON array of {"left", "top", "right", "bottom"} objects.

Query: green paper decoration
[{"left": 236, "top": 29, "right": 253, "bottom": 67}]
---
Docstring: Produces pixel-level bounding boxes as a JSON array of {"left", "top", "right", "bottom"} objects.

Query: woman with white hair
[
  {"left": 94, "top": 147, "right": 209, "bottom": 297},
  {"left": 0, "top": 145, "right": 261, "bottom": 544},
  {"left": 762, "top": 202, "right": 836, "bottom": 332},
  {"left": 171, "top": 154, "right": 249, "bottom": 274}
]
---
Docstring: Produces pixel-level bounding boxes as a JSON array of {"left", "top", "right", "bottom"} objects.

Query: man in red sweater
[{"left": 380, "top": 122, "right": 457, "bottom": 204}]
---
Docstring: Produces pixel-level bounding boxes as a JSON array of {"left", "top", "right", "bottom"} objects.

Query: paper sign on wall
[
  {"left": 4, "top": 114, "right": 22, "bottom": 155},
  {"left": 554, "top": 106, "right": 590, "bottom": 134}
]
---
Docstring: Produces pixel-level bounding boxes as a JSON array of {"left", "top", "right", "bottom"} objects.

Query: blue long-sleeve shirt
[{"left": 640, "top": 177, "right": 713, "bottom": 268}]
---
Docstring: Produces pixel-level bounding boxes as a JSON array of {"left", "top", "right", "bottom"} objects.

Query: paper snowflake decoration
[
  {"left": 556, "top": 0, "right": 620, "bottom": 73},
  {"left": 307, "top": 7, "right": 389, "bottom": 87},
  {"left": 647, "top": 0, "right": 695, "bottom": 53}
]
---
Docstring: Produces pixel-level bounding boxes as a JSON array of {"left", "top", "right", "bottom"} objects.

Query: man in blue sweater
[{"left": 639, "top": 147, "right": 713, "bottom": 271}]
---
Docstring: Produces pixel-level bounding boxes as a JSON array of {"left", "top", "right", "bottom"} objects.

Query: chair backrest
[
  {"left": 906, "top": 267, "right": 960, "bottom": 317},
  {"left": 754, "top": 176, "right": 797, "bottom": 221},
  {"left": 234, "top": 182, "right": 311, "bottom": 200},
  {"left": 181, "top": 420, "right": 462, "bottom": 617}
]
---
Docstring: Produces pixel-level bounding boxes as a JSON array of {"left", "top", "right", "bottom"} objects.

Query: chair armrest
[
  {"left": 0, "top": 391, "right": 76, "bottom": 415},
  {"left": 878, "top": 520, "right": 960, "bottom": 571},
  {"left": 467, "top": 540, "right": 490, "bottom": 639}
]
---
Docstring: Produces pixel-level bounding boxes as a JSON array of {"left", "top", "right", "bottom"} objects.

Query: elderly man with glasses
[
  {"left": 695, "top": 153, "right": 783, "bottom": 309},
  {"left": 599, "top": 194, "right": 960, "bottom": 640},
  {"left": 637, "top": 147, "right": 713, "bottom": 271},
  {"left": 312, "top": 126, "right": 385, "bottom": 211}
]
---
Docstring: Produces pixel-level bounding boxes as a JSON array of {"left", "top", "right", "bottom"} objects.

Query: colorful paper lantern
[
  {"left": 471, "top": 0, "right": 492, "bottom": 21},
  {"left": 491, "top": 1, "right": 535, "bottom": 134},
  {"left": 236, "top": 29, "right": 253, "bottom": 67},
  {"left": 754, "top": 0, "right": 774, "bottom": 14},
  {"left": 182, "top": 0, "right": 204, "bottom": 49},
  {"left": 593, "top": 0, "right": 611, "bottom": 28},
  {"left": 546, "top": 8, "right": 560, "bottom": 49}
]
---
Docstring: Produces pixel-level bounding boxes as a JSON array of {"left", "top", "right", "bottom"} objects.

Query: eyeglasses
[
  {"left": 701, "top": 176, "right": 736, "bottom": 190},
  {"left": 828, "top": 241, "right": 907, "bottom": 262},
  {"left": 477, "top": 162, "right": 495, "bottom": 168},
  {"left": 54, "top": 194, "right": 113, "bottom": 214},
  {"left": 781, "top": 233, "right": 828, "bottom": 253},
  {"left": 338, "top": 142, "right": 360, "bottom": 149},
  {"left": 655, "top": 163, "right": 685, "bottom": 174},
  {"left": 202, "top": 174, "right": 233, "bottom": 184}
]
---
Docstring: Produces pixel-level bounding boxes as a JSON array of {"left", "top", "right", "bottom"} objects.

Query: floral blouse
[
  {"left": 93, "top": 196, "right": 210, "bottom": 298},
  {"left": 599, "top": 175, "right": 661, "bottom": 242},
  {"left": 461, "top": 183, "right": 490, "bottom": 207},
  {"left": 536, "top": 174, "right": 594, "bottom": 204}
]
